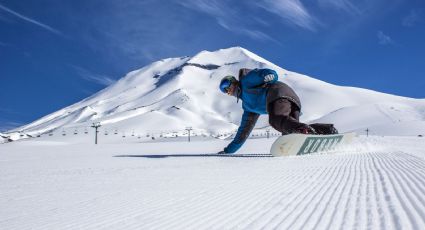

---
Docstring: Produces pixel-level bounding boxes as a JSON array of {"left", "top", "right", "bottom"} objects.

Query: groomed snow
[
  {"left": 1, "top": 136, "right": 425, "bottom": 229},
  {"left": 2, "top": 47, "right": 425, "bottom": 229}
]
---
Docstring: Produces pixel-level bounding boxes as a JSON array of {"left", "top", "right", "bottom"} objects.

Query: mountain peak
[
  {"left": 6, "top": 47, "right": 425, "bottom": 140},
  {"left": 188, "top": 47, "right": 275, "bottom": 68}
]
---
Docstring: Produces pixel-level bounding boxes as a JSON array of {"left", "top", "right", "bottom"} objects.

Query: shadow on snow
[{"left": 114, "top": 154, "right": 273, "bottom": 158}]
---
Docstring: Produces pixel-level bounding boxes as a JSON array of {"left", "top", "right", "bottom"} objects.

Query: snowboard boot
[
  {"left": 294, "top": 125, "right": 317, "bottom": 135},
  {"left": 309, "top": 123, "right": 338, "bottom": 135}
]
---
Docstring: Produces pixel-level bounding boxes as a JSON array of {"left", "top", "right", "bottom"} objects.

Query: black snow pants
[
  {"left": 267, "top": 98, "right": 307, "bottom": 135},
  {"left": 267, "top": 98, "right": 338, "bottom": 135}
]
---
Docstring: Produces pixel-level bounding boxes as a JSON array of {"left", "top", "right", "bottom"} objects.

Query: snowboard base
[{"left": 270, "top": 132, "right": 356, "bottom": 157}]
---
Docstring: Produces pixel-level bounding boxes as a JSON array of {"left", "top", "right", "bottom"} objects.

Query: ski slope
[{"left": 1, "top": 136, "right": 425, "bottom": 229}]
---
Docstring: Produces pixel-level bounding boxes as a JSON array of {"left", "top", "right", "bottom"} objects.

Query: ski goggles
[
  {"left": 219, "top": 76, "right": 236, "bottom": 93},
  {"left": 220, "top": 80, "right": 232, "bottom": 93}
]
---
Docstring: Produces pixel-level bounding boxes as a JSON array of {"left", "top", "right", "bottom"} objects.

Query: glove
[{"left": 217, "top": 150, "right": 226, "bottom": 155}]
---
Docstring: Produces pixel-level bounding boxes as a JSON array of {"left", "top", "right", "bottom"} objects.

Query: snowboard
[{"left": 270, "top": 132, "right": 356, "bottom": 157}]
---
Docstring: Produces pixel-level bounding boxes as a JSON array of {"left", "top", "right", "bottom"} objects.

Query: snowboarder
[{"left": 218, "top": 68, "right": 338, "bottom": 154}]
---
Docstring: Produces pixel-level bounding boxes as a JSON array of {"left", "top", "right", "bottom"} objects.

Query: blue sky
[{"left": 0, "top": 0, "right": 424, "bottom": 132}]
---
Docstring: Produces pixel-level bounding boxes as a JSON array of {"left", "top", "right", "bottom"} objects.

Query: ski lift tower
[
  {"left": 91, "top": 122, "right": 102, "bottom": 144},
  {"left": 186, "top": 127, "right": 193, "bottom": 142}
]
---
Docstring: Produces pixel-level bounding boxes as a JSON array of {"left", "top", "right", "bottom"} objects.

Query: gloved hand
[
  {"left": 264, "top": 74, "right": 275, "bottom": 83},
  {"left": 217, "top": 150, "right": 226, "bottom": 154}
]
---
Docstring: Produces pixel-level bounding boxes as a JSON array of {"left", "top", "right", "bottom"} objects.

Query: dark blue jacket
[{"left": 224, "top": 68, "right": 278, "bottom": 153}]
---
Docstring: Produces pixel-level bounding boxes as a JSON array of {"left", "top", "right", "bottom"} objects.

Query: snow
[
  {"left": 1, "top": 136, "right": 425, "bottom": 229},
  {"left": 0, "top": 133, "right": 8, "bottom": 144},
  {"left": 312, "top": 102, "right": 425, "bottom": 135},
  {"left": 1, "top": 47, "right": 425, "bottom": 228}
]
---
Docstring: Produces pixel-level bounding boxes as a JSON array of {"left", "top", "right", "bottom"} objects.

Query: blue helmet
[{"left": 219, "top": 75, "right": 237, "bottom": 93}]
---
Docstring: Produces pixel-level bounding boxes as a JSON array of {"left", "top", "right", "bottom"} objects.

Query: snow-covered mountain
[
  {"left": 6, "top": 47, "right": 425, "bottom": 140},
  {"left": 0, "top": 132, "right": 8, "bottom": 143}
]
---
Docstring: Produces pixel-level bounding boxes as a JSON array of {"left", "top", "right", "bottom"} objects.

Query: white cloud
[
  {"left": 71, "top": 65, "right": 116, "bottom": 86},
  {"left": 179, "top": 0, "right": 275, "bottom": 42},
  {"left": 66, "top": 0, "right": 401, "bottom": 65},
  {"left": 68, "top": 0, "right": 280, "bottom": 63},
  {"left": 0, "top": 3, "right": 63, "bottom": 36},
  {"left": 317, "top": 0, "right": 361, "bottom": 14},
  {"left": 402, "top": 9, "right": 422, "bottom": 27},
  {"left": 257, "top": 0, "right": 317, "bottom": 31},
  {"left": 377, "top": 31, "right": 394, "bottom": 45},
  {"left": 72, "top": 0, "right": 195, "bottom": 64},
  {"left": 180, "top": 0, "right": 224, "bottom": 17}
]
